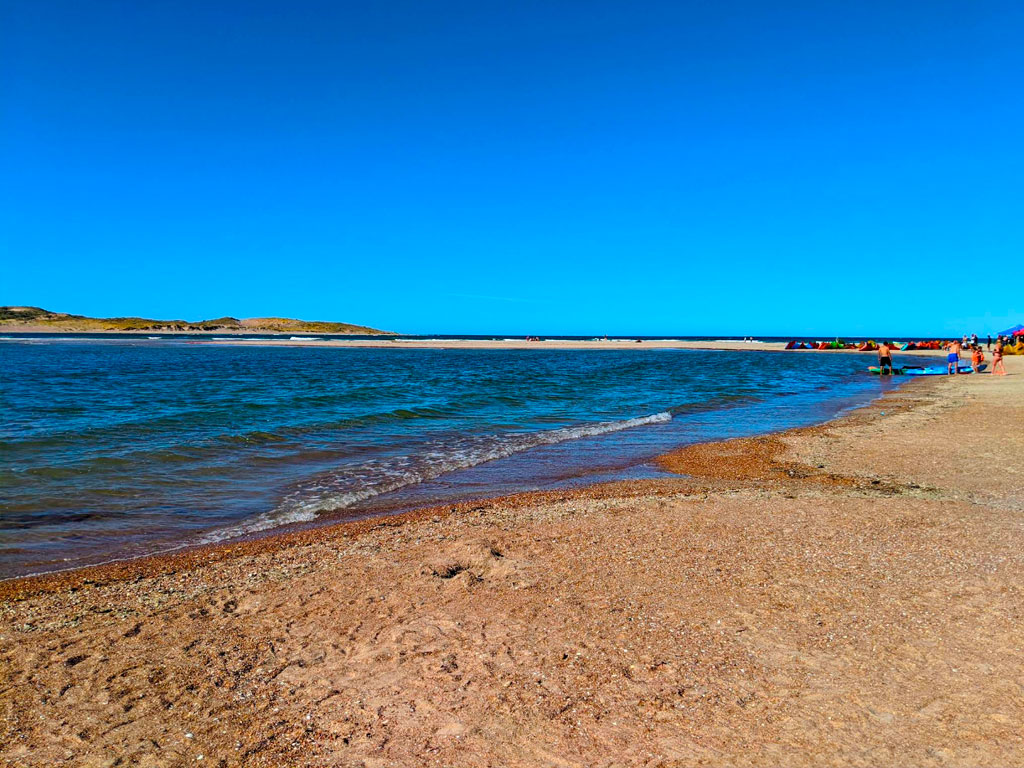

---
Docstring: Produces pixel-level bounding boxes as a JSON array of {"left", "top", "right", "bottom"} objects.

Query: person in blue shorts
[{"left": 946, "top": 339, "right": 962, "bottom": 375}]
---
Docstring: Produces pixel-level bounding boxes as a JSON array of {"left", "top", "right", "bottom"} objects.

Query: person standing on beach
[
  {"left": 992, "top": 339, "right": 1007, "bottom": 375},
  {"left": 947, "top": 339, "right": 962, "bottom": 375},
  {"left": 987, "top": 334, "right": 992, "bottom": 350},
  {"left": 877, "top": 341, "right": 893, "bottom": 375}
]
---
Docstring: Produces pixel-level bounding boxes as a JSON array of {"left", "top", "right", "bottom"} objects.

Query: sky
[{"left": 2, "top": 0, "right": 1022, "bottom": 336}]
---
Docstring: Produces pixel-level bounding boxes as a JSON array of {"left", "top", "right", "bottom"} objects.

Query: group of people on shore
[
  {"left": 944, "top": 338, "right": 1007, "bottom": 375},
  {"left": 875, "top": 337, "right": 1007, "bottom": 375}
]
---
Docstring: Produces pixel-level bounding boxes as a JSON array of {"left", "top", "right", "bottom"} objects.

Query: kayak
[
  {"left": 903, "top": 364, "right": 987, "bottom": 376},
  {"left": 868, "top": 366, "right": 905, "bottom": 375}
]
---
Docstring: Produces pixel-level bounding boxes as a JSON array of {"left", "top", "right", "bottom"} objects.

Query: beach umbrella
[{"left": 998, "top": 323, "right": 1024, "bottom": 336}]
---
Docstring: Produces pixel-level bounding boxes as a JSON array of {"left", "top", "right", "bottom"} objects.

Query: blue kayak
[{"left": 904, "top": 363, "right": 986, "bottom": 376}]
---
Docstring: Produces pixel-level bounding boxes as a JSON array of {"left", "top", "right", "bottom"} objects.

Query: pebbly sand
[{"left": 1, "top": 359, "right": 1022, "bottom": 767}]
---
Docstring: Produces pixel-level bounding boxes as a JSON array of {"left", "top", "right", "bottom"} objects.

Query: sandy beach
[{"left": 2, "top": 360, "right": 1022, "bottom": 767}]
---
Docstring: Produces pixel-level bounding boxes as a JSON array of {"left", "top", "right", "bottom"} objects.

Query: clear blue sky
[{"left": 2, "top": 1, "right": 1021, "bottom": 336}]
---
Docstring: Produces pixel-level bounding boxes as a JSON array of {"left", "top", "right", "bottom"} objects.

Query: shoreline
[
  {"left": 0, "top": 338, "right": 943, "bottom": 585},
  {"left": 0, "top": 326, "right": 397, "bottom": 336},
  {"left": 3, "top": 332, "right": 950, "bottom": 356},
  {"left": 201, "top": 338, "right": 948, "bottom": 355},
  {"left": 0, "top": 372, "right": 966, "bottom": 595},
  {"left": 201, "top": 339, "right": 929, "bottom": 354},
  {"left": 3, "top": 361, "right": 1021, "bottom": 765},
  {"left": 1, "top": 368, "right": 918, "bottom": 592}
]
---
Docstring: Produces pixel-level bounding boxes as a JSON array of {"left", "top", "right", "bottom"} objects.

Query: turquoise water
[{"left": 0, "top": 339, "right": 912, "bottom": 577}]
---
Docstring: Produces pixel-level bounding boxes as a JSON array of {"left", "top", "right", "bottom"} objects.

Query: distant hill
[{"left": 0, "top": 307, "right": 395, "bottom": 335}]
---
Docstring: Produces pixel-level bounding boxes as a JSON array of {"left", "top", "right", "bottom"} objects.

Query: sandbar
[{"left": 208, "top": 337, "right": 947, "bottom": 355}]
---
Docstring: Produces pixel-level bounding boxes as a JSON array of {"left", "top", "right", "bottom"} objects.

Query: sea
[{"left": 0, "top": 335, "right": 920, "bottom": 578}]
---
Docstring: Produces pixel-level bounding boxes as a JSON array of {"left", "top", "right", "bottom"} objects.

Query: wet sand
[{"left": 2, "top": 360, "right": 1022, "bottom": 767}]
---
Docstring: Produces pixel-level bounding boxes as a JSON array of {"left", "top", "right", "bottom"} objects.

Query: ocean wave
[
  {"left": 197, "top": 411, "right": 672, "bottom": 544},
  {"left": 212, "top": 405, "right": 463, "bottom": 445},
  {"left": 668, "top": 393, "right": 764, "bottom": 415},
  {"left": 1, "top": 391, "right": 522, "bottom": 460}
]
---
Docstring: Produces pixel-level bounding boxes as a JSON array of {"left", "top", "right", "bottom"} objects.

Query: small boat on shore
[
  {"left": 868, "top": 363, "right": 987, "bottom": 375},
  {"left": 903, "top": 364, "right": 987, "bottom": 376}
]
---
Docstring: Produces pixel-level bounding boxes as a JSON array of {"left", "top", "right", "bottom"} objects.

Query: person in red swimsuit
[{"left": 992, "top": 340, "right": 1006, "bottom": 375}]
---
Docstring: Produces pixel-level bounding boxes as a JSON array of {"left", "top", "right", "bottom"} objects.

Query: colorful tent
[{"left": 999, "top": 323, "right": 1024, "bottom": 336}]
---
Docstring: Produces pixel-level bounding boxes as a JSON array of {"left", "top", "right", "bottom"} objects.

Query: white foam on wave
[{"left": 198, "top": 411, "right": 672, "bottom": 545}]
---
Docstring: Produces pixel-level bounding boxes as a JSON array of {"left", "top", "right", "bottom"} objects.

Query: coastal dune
[{"left": 1, "top": 360, "right": 1022, "bottom": 766}]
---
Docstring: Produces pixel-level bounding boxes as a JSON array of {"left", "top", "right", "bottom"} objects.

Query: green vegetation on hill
[
  {"left": 0, "top": 307, "right": 394, "bottom": 335},
  {"left": 201, "top": 317, "right": 243, "bottom": 328}
]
